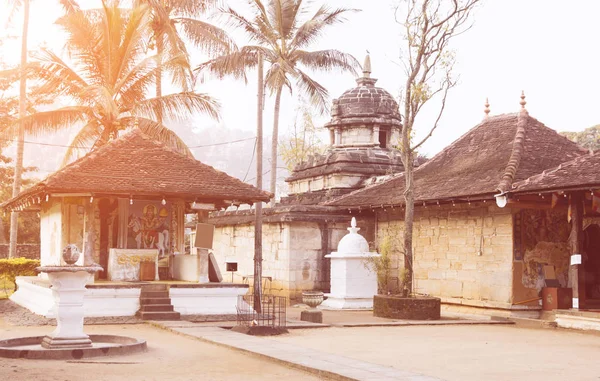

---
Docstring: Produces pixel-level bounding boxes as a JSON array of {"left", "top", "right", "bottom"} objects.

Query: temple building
[{"left": 210, "top": 56, "right": 405, "bottom": 299}]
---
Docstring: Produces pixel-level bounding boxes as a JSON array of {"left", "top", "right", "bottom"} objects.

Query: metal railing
[{"left": 236, "top": 294, "right": 287, "bottom": 329}]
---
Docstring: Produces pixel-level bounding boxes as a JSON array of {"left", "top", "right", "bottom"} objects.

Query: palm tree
[
  {"left": 136, "top": 0, "right": 235, "bottom": 124},
  {"left": 4, "top": 0, "right": 30, "bottom": 259},
  {"left": 2, "top": 0, "right": 219, "bottom": 165},
  {"left": 197, "top": 0, "right": 360, "bottom": 200}
]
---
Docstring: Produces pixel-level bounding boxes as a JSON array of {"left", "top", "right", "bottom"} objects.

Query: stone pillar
[
  {"left": 334, "top": 128, "right": 341, "bottom": 146},
  {"left": 197, "top": 211, "right": 209, "bottom": 283},
  {"left": 568, "top": 192, "right": 584, "bottom": 309},
  {"left": 372, "top": 125, "right": 380, "bottom": 147}
]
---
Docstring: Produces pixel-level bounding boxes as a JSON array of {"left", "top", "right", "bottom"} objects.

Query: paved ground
[
  {"left": 0, "top": 324, "right": 330, "bottom": 381},
  {"left": 155, "top": 322, "right": 440, "bottom": 381},
  {"left": 271, "top": 324, "right": 600, "bottom": 381}
]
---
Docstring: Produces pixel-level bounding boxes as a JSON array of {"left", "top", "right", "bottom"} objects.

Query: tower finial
[
  {"left": 520, "top": 90, "right": 527, "bottom": 110},
  {"left": 484, "top": 97, "right": 490, "bottom": 118},
  {"left": 362, "top": 52, "right": 371, "bottom": 79}
]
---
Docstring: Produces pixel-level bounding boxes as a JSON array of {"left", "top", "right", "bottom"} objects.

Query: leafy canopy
[{"left": 1, "top": 0, "right": 220, "bottom": 165}]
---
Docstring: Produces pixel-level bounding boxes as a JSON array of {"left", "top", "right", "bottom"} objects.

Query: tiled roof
[
  {"left": 512, "top": 151, "right": 600, "bottom": 193},
  {"left": 3, "top": 128, "right": 271, "bottom": 209},
  {"left": 327, "top": 111, "right": 587, "bottom": 207}
]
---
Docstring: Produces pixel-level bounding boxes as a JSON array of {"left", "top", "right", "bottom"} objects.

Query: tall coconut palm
[
  {"left": 2, "top": 0, "right": 219, "bottom": 165},
  {"left": 197, "top": 0, "right": 360, "bottom": 200},
  {"left": 136, "top": 0, "right": 235, "bottom": 124},
  {"left": 4, "top": 0, "right": 30, "bottom": 259}
]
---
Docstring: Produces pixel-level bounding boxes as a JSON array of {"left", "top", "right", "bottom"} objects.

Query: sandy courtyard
[
  {"left": 0, "top": 324, "right": 327, "bottom": 381},
  {"left": 272, "top": 324, "right": 600, "bottom": 381}
]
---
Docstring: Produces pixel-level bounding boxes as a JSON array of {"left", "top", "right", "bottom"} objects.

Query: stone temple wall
[
  {"left": 375, "top": 203, "right": 515, "bottom": 309},
  {"left": 212, "top": 219, "right": 362, "bottom": 301}
]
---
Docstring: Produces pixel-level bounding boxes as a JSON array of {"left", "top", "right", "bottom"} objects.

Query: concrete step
[
  {"left": 138, "top": 311, "right": 181, "bottom": 321},
  {"left": 140, "top": 297, "right": 171, "bottom": 305},
  {"left": 140, "top": 291, "right": 169, "bottom": 298},
  {"left": 139, "top": 304, "right": 174, "bottom": 312},
  {"left": 140, "top": 284, "right": 168, "bottom": 292}
]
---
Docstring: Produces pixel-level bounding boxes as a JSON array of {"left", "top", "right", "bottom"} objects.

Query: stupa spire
[
  {"left": 356, "top": 51, "right": 377, "bottom": 87},
  {"left": 362, "top": 53, "right": 371, "bottom": 78}
]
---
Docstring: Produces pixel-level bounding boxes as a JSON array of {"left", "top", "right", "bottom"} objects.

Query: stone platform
[{"left": 10, "top": 277, "right": 248, "bottom": 318}]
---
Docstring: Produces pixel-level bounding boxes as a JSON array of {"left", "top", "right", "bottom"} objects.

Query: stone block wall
[
  {"left": 376, "top": 203, "right": 514, "bottom": 308},
  {"left": 212, "top": 218, "right": 364, "bottom": 301},
  {"left": 340, "top": 127, "right": 373, "bottom": 146},
  {"left": 212, "top": 222, "right": 291, "bottom": 297}
]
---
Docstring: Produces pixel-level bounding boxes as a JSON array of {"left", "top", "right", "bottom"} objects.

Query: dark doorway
[
  {"left": 379, "top": 130, "right": 387, "bottom": 148},
  {"left": 583, "top": 224, "right": 600, "bottom": 305}
]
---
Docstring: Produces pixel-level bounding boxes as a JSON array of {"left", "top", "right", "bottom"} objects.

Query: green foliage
[
  {"left": 279, "top": 98, "right": 326, "bottom": 171},
  {"left": 0, "top": 2, "right": 220, "bottom": 166},
  {"left": 561, "top": 125, "right": 600, "bottom": 152},
  {"left": 365, "top": 235, "right": 394, "bottom": 294},
  {"left": 0, "top": 146, "right": 40, "bottom": 244},
  {"left": 0, "top": 257, "right": 40, "bottom": 293}
]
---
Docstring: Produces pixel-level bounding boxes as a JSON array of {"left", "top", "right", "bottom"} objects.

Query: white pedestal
[
  {"left": 321, "top": 254, "right": 379, "bottom": 310},
  {"left": 37, "top": 266, "right": 102, "bottom": 349},
  {"left": 320, "top": 218, "right": 379, "bottom": 310}
]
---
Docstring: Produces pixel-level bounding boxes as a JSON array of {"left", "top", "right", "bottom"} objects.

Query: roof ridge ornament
[
  {"left": 484, "top": 97, "right": 490, "bottom": 119},
  {"left": 520, "top": 90, "right": 527, "bottom": 112}
]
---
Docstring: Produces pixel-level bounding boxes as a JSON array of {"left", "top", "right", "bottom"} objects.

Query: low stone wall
[{"left": 0, "top": 244, "right": 41, "bottom": 259}]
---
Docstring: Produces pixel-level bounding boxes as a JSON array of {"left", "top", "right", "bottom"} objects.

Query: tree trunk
[
  {"left": 402, "top": 150, "right": 414, "bottom": 295},
  {"left": 155, "top": 32, "right": 163, "bottom": 125},
  {"left": 269, "top": 86, "right": 283, "bottom": 204},
  {"left": 254, "top": 53, "right": 264, "bottom": 313},
  {"left": 9, "top": 0, "right": 30, "bottom": 259}
]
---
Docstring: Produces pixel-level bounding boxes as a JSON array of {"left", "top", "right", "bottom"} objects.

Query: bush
[{"left": 0, "top": 257, "right": 40, "bottom": 292}]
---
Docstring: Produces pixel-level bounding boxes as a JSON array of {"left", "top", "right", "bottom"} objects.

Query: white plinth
[
  {"left": 321, "top": 253, "right": 379, "bottom": 310},
  {"left": 321, "top": 218, "right": 379, "bottom": 310},
  {"left": 37, "top": 266, "right": 102, "bottom": 349}
]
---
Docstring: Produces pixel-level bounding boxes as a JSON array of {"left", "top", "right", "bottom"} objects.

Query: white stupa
[{"left": 321, "top": 217, "right": 380, "bottom": 309}]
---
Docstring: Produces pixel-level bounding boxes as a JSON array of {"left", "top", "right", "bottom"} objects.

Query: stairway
[{"left": 136, "top": 284, "right": 180, "bottom": 321}]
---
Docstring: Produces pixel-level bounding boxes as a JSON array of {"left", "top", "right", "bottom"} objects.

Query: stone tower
[{"left": 283, "top": 55, "right": 404, "bottom": 205}]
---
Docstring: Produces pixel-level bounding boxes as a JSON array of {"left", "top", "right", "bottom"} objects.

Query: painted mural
[
  {"left": 127, "top": 201, "right": 171, "bottom": 256},
  {"left": 514, "top": 209, "right": 570, "bottom": 291}
]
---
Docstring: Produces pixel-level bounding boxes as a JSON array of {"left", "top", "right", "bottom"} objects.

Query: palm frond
[
  {"left": 292, "top": 49, "right": 360, "bottom": 75},
  {"left": 291, "top": 6, "right": 358, "bottom": 49},
  {"left": 16, "top": 106, "right": 90, "bottom": 137},
  {"left": 31, "top": 49, "right": 89, "bottom": 101},
  {"left": 4, "top": 0, "right": 24, "bottom": 28},
  {"left": 167, "top": 0, "right": 221, "bottom": 17},
  {"left": 175, "top": 17, "right": 237, "bottom": 55},
  {"left": 59, "top": 0, "right": 81, "bottom": 14},
  {"left": 61, "top": 119, "right": 101, "bottom": 167},
  {"left": 295, "top": 68, "right": 328, "bottom": 115},
  {"left": 267, "top": 0, "right": 300, "bottom": 40},
  {"left": 123, "top": 115, "right": 193, "bottom": 158},
  {"left": 132, "top": 92, "right": 220, "bottom": 122},
  {"left": 195, "top": 45, "right": 268, "bottom": 81},
  {"left": 220, "top": 6, "right": 274, "bottom": 46}
]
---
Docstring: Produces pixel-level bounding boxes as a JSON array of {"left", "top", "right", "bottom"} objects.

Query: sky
[{"left": 1, "top": 0, "right": 600, "bottom": 169}]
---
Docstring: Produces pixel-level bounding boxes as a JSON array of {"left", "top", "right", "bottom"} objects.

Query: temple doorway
[{"left": 583, "top": 224, "right": 600, "bottom": 307}]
